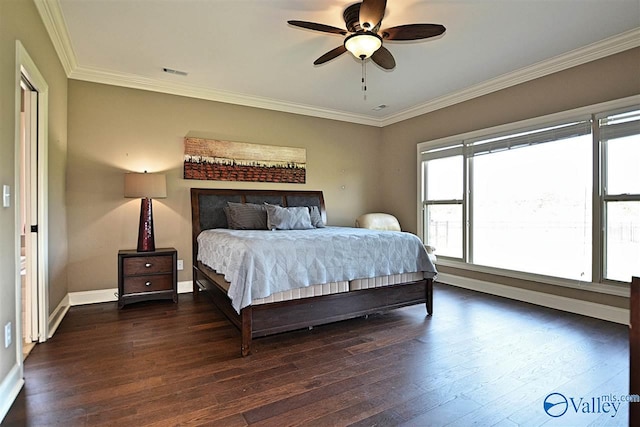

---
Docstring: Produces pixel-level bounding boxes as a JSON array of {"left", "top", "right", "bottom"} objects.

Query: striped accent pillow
[{"left": 226, "top": 202, "right": 268, "bottom": 230}]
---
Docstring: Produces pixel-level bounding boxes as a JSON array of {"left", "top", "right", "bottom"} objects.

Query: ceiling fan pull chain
[{"left": 362, "top": 59, "right": 367, "bottom": 100}]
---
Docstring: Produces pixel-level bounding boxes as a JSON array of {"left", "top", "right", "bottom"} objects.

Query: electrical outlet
[
  {"left": 4, "top": 322, "right": 11, "bottom": 348},
  {"left": 177, "top": 259, "right": 184, "bottom": 271}
]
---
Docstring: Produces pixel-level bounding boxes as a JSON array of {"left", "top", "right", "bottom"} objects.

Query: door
[
  {"left": 20, "top": 78, "right": 39, "bottom": 352},
  {"left": 16, "top": 41, "right": 49, "bottom": 358}
]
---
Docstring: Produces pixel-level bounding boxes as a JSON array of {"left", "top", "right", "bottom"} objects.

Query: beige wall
[
  {"left": 66, "top": 49, "right": 639, "bottom": 300},
  {"left": 0, "top": 0, "right": 68, "bottom": 400},
  {"left": 66, "top": 81, "right": 383, "bottom": 292},
  {"left": 379, "top": 47, "right": 640, "bottom": 306}
]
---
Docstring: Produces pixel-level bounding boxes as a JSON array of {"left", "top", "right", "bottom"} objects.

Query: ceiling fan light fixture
[{"left": 344, "top": 32, "right": 382, "bottom": 59}]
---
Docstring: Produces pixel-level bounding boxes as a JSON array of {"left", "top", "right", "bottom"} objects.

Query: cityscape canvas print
[{"left": 184, "top": 137, "right": 306, "bottom": 183}]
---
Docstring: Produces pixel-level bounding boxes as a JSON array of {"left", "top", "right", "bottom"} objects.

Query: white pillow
[
  {"left": 308, "top": 205, "right": 325, "bottom": 228},
  {"left": 265, "top": 204, "right": 314, "bottom": 230}
]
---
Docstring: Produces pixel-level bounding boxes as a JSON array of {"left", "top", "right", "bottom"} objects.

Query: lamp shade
[
  {"left": 344, "top": 32, "right": 382, "bottom": 59},
  {"left": 124, "top": 173, "right": 167, "bottom": 199}
]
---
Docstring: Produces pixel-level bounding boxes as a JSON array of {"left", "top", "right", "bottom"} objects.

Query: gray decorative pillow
[
  {"left": 223, "top": 206, "right": 236, "bottom": 229},
  {"left": 265, "top": 204, "right": 314, "bottom": 230},
  {"left": 226, "top": 202, "right": 268, "bottom": 230},
  {"left": 308, "top": 205, "right": 325, "bottom": 228}
]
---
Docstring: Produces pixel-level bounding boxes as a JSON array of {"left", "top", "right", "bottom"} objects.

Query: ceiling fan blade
[
  {"left": 288, "top": 20, "right": 347, "bottom": 35},
  {"left": 381, "top": 24, "right": 446, "bottom": 41},
  {"left": 314, "top": 45, "right": 348, "bottom": 65},
  {"left": 371, "top": 46, "right": 395, "bottom": 70},
  {"left": 359, "top": 0, "right": 386, "bottom": 30}
]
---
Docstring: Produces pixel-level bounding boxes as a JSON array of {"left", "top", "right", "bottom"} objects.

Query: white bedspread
[{"left": 197, "top": 226, "right": 437, "bottom": 313}]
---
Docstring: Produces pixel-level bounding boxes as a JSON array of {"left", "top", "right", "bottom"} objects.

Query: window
[
  {"left": 601, "top": 109, "right": 640, "bottom": 282},
  {"left": 419, "top": 101, "right": 639, "bottom": 287},
  {"left": 422, "top": 155, "right": 463, "bottom": 258},
  {"left": 471, "top": 131, "right": 592, "bottom": 281}
]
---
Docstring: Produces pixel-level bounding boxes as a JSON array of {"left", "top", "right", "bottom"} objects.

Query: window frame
[
  {"left": 598, "top": 107, "right": 640, "bottom": 282},
  {"left": 416, "top": 95, "right": 639, "bottom": 296},
  {"left": 421, "top": 151, "right": 465, "bottom": 260}
]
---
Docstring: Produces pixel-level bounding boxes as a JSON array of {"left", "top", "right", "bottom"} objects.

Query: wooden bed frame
[{"left": 191, "top": 188, "right": 433, "bottom": 356}]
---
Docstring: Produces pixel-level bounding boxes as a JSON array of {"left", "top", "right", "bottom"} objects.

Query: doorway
[
  {"left": 15, "top": 41, "right": 49, "bottom": 364},
  {"left": 19, "top": 78, "right": 38, "bottom": 359}
]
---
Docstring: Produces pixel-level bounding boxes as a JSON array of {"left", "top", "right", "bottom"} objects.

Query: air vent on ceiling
[
  {"left": 372, "top": 104, "right": 387, "bottom": 111},
  {"left": 162, "top": 67, "right": 188, "bottom": 76}
]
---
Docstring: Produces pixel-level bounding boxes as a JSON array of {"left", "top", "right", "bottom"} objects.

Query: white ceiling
[{"left": 39, "top": 0, "right": 640, "bottom": 126}]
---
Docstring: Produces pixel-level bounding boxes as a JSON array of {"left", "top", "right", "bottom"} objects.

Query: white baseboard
[
  {"left": 68, "top": 280, "right": 193, "bottom": 306},
  {"left": 63, "top": 275, "right": 627, "bottom": 330},
  {"left": 48, "top": 293, "right": 70, "bottom": 338},
  {"left": 68, "top": 288, "right": 118, "bottom": 306},
  {"left": 0, "top": 363, "right": 24, "bottom": 424},
  {"left": 177, "top": 280, "right": 193, "bottom": 294},
  {"left": 437, "top": 273, "right": 630, "bottom": 325}
]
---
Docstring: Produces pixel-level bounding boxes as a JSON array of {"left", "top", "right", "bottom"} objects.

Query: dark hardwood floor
[{"left": 3, "top": 283, "right": 632, "bottom": 426}]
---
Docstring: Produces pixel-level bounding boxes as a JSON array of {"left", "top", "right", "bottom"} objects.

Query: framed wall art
[{"left": 184, "top": 137, "right": 306, "bottom": 183}]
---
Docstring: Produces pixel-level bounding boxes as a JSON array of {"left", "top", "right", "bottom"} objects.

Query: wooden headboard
[{"left": 190, "top": 188, "right": 326, "bottom": 261}]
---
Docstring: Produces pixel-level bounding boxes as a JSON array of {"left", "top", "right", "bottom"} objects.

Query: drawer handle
[
  {"left": 145, "top": 263, "right": 152, "bottom": 268},
  {"left": 145, "top": 281, "right": 152, "bottom": 287}
]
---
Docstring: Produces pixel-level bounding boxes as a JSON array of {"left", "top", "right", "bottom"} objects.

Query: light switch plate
[
  {"left": 177, "top": 260, "right": 184, "bottom": 271},
  {"left": 4, "top": 322, "right": 11, "bottom": 348},
  {"left": 2, "top": 185, "right": 9, "bottom": 208}
]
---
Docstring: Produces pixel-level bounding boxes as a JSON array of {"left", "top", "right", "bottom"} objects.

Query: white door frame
[
  {"left": 20, "top": 82, "right": 39, "bottom": 343},
  {"left": 15, "top": 41, "right": 49, "bottom": 352}
]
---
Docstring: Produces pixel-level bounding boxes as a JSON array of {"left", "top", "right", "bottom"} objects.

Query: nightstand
[{"left": 118, "top": 247, "right": 177, "bottom": 308}]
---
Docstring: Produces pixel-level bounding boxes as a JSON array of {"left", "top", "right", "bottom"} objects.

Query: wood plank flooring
[{"left": 3, "top": 283, "right": 632, "bottom": 426}]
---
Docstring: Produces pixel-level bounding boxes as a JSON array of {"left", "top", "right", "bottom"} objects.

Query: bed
[{"left": 191, "top": 188, "right": 437, "bottom": 356}]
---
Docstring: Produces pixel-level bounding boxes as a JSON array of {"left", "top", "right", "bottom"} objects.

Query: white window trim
[
  {"left": 436, "top": 258, "right": 629, "bottom": 297},
  {"left": 416, "top": 95, "right": 640, "bottom": 297}
]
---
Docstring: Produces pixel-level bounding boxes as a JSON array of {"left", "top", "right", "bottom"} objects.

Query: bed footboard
[{"left": 195, "top": 261, "right": 432, "bottom": 356}]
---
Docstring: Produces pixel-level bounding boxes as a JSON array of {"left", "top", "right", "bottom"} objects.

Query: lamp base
[{"left": 137, "top": 198, "right": 155, "bottom": 252}]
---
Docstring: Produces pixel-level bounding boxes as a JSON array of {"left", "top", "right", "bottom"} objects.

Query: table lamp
[{"left": 124, "top": 172, "right": 167, "bottom": 252}]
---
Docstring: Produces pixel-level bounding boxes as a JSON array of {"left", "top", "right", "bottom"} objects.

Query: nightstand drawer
[
  {"left": 123, "top": 255, "right": 173, "bottom": 275},
  {"left": 122, "top": 274, "right": 173, "bottom": 294},
  {"left": 118, "top": 247, "right": 177, "bottom": 308}
]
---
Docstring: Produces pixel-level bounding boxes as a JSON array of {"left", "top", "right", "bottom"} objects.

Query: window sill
[{"left": 435, "top": 258, "right": 630, "bottom": 298}]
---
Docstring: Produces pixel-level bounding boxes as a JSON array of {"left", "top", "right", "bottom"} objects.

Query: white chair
[
  {"left": 355, "top": 212, "right": 401, "bottom": 231},
  {"left": 355, "top": 213, "right": 436, "bottom": 263}
]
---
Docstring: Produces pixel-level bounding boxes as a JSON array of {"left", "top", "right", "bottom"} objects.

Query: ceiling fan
[{"left": 288, "top": 0, "right": 446, "bottom": 70}]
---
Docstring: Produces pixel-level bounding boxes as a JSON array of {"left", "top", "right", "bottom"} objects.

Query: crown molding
[
  {"left": 36, "top": 0, "right": 639, "bottom": 128},
  {"left": 33, "top": 0, "right": 77, "bottom": 76},
  {"left": 68, "top": 66, "right": 382, "bottom": 126},
  {"left": 35, "top": 0, "right": 376, "bottom": 124},
  {"left": 381, "top": 28, "right": 640, "bottom": 126}
]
